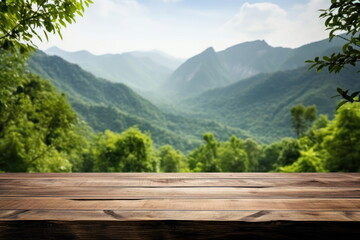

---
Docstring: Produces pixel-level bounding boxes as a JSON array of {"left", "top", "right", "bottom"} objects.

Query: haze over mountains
[
  {"left": 34, "top": 35, "right": 358, "bottom": 147},
  {"left": 45, "top": 47, "right": 183, "bottom": 92},
  {"left": 47, "top": 37, "right": 346, "bottom": 99},
  {"left": 29, "top": 51, "right": 251, "bottom": 152},
  {"left": 163, "top": 37, "right": 346, "bottom": 97},
  {"left": 188, "top": 66, "right": 360, "bottom": 142}
]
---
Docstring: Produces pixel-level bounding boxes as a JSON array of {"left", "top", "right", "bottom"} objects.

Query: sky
[{"left": 35, "top": 0, "right": 331, "bottom": 59}]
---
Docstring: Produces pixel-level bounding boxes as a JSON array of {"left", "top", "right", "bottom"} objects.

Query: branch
[
  {"left": 335, "top": 35, "right": 350, "bottom": 42},
  {"left": 0, "top": 0, "right": 47, "bottom": 42}
]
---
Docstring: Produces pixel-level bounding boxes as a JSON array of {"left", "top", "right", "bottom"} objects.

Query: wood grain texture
[{"left": 0, "top": 173, "right": 359, "bottom": 239}]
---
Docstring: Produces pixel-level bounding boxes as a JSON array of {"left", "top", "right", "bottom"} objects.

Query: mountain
[
  {"left": 163, "top": 37, "right": 346, "bottom": 98},
  {"left": 218, "top": 40, "right": 291, "bottom": 81},
  {"left": 29, "top": 51, "right": 163, "bottom": 122},
  {"left": 37, "top": 36, "right": 353, "bottom": 146},
  {"left": 45, "top": 47, "right": 175, "bottom": 92},
  {"left": 279, "top": 37, "right": 347, "bottom": 70},
  {"left": 28, "top": 51, "right": 252, "bottom": 151},
  {"left": 187, "top": 65, "right": 360, "bottom": 143},
  {"left": 162, "top": 47, "right": 233, "bottom": 97},
  {"left": 128, "top": 50, "right": 183, "bottom": 70}
]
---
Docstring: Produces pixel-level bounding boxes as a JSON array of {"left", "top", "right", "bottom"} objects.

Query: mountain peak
[
  {"left": 46, "top": 46, "right": 63, "bottom": 52},
  {"left": 223, "top": 40, "right": 271, "bottom": 52},
  {"left": 202, "top": 47, "right": 215, "bottom": 54},
  {"left": 45, "top": 46, "right": 67, "bottom": 55},
  {"left": 45, "top": 47, "right": 94, "bottom": 58},
  {"left": 199, "top": 47, "right": 217, "bottom": 59}
]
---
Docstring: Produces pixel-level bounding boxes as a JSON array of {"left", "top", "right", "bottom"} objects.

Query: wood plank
[
  {"left": 1, "top": 210, "right": 360, "bottom": 221},
  {"left": 1, "top": 177, "right": 358, "bottom": 188},
  {"left": 0, "top": 198, "right": 359, "bottom": 211},
  {"left": 0, "top": 173, "right": 359, "bottom": 239},
  {"left": 0, "top": 172, "right": 359, "bottom": 179},
  {"left": 0, "top": 187, "right": 359, "bottom": 199}
]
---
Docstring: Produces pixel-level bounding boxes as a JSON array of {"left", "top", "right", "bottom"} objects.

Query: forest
[
  {"left": 1, "top": 54, "right": 359, "bottom": 173},
  {"left": 0, "top": 0, "right": 359, "bottom": 173}
]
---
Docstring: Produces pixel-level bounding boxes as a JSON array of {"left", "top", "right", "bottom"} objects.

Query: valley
[{"left": 31, "top": 36, "right": 358, "bottom": 146}]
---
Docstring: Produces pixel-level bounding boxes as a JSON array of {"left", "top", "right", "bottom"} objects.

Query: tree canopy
[
  {"left": 306, "top": 0, "right": 360, "bottom": 107},
  {"left": 0, "top": 0, "right": 93, "bottom": 53},
  {"left": 0, "top": 51, "right": 89, "bottom": 172},
  {"left": 290, "top": 105, "right": 317, "bottom": 138}
]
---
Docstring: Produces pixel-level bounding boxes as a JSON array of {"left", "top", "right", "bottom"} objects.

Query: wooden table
[{"left": 0, "top": 173, "right": 359, "bottom": 239}]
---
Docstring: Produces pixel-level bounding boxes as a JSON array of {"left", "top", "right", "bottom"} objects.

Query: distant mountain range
[
  {"left": 46, "top": 37, "right": 346, "bottom": 99},
  {"left": 163, "top": 37, "right": 346, "bottom": 97},
  {"left": 28, "top": 51, "right": 251, "bottom": 151},
  {"left": 45, "top": 47, "right": 183, "bottom": 92},
  {"left": 34, "top": 35, "right": 358, "bottom": 146},
  {"left": 162, "top": 47, "right": 233, "bottom": 97}
]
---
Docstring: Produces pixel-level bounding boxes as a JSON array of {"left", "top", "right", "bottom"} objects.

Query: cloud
[
  {"left": 90, "top": 0, "right": 146, "bottom": 17},
  {"left": 222, "top": 0, "right": 329, "bottom": 48},
  {"left": 35, "top": 0, "right": 333, "bottom": 59},
  {"left": 225, "top": 3, "right": 287, "bottom": 34}
]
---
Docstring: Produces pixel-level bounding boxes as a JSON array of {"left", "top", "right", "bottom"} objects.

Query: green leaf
[
  {"left": 336, "top": 100, "right": 348, "bottom": 111},
  {"left": 350, "top": 91, "right": 360, "bottom": 98},
  {"left": 337, "top": 88, "right": 344, "bottom": 95}
]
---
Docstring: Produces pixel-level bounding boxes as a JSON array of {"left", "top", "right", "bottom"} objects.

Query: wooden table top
[{"left": 0, "top": 173, "right": 359, "bottom": 222}]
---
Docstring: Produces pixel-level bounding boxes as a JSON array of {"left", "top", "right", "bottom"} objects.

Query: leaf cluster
[
  {"left": 0, "top": 0, "right": 93, "bottom": 53},
  {"left": 306, "top": 0, "right": 360, "bottom": 73},
  {"left": 0, "top": 52, "right": 90, "bottom": 172},
  {"left": 332, "top": 87, "right": 360, "bottom": 110},
  {"left": 306, "top": 0, "right": 360, "bottom": 110}
]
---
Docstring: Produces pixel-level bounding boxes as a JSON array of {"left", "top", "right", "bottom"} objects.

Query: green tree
[
  {"left": 257, "top": 141, "right": 283, "bottom": 172},
  {"left": 0, "top": 0, "right": 93, "bottom": 53},
  {"left": 218, "top": 136, "right": 249, "bottom": 172},
  {"left": 280, "top": 148, "right": 327, "bottom": 173},
  {"left": 282, "top": 103, "right": 360, "bottom": 172},
  {"left": 0, "top": 52, "right": 87, "bottom": 172},
  {"left": 302, "top": 114, "right": 330, "bottom": 149},
  {"left": 307, "top": 0, "right": 360, "bottom": 107},
  {"left": 188, "top": 133, "right": 220, "bottom": 172},
  {"left": 243, "top": 138, "right": 261, "bottom": 171},
  {"left": 274, "top": 138, "right": 301, "bottom": 170},
  {"left": 158, "top": 145, "right": 187, "bottom": 172},
  {"left": 0, "top": 0, "right": 94, "bottom": 172},
  {"left": 94, "top": 127, "right": 159, "bottom": 172},
  {"left": 290, "top": 105, "right": 317, "bottom": 138},
  {"left": 321, "top": 103, "right": 360, "bottom": 171}
]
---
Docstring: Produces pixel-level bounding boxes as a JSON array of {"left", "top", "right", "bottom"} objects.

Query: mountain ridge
[
  {"left": 186, "top": 65, "right": 360, "bottom": 142},
  {"left": 45, "top": 47, "right": 180, "bottom": 92},
  {"left": 28, "top": 51, "right": 253, "bottom": 151},
  {"left": 162, "top": 37, "right": 346, "bottom": 97}
]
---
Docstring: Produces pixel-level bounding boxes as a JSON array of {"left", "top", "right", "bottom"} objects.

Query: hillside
[
  {"left": 218, "top": 40, "right": 291, "bottom": 81},
  {"left": 163, "top": 37, "right": 345, "bottom": 97},
  {"left": 45, "top": 47, "right": 175, "bottom": 92},
  {"left": 162, "top": 47, "right": 233, "bottom": 97},
  {"left": 128, "top": 50, "right": 183, "bottom": 70},
  {"left": 187, "top": 65, "right": 360, "bottom": 142},
  {"left": 29, "top": 51, "right": 164, "bottom": 122},
  {"left": 28, "top": 51, "right": 252, "bottom": 151},
  {"left": 36, "top": 36, "right": 354, "bottom": 146}
]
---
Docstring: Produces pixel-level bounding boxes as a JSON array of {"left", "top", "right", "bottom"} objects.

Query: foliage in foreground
[
  {"left": 307, "top": 0, "right": 360, "bottom": 108},
  {"left": 0, "top": 0, "right": 93, "bottom": 53},
  {"left": 0, "top": 52, "right": 90, "bottom": 172}
]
